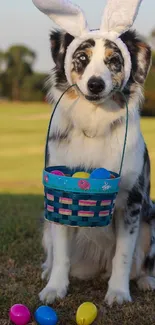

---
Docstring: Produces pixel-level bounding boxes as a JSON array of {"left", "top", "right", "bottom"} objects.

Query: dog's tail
[{"left": 144, "top": 201, "right": 155, "bottom": 274}]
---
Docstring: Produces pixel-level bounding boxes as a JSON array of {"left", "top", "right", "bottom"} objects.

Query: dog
[{"left": 39, "top": 29, "right": 155, "bottom": 305}]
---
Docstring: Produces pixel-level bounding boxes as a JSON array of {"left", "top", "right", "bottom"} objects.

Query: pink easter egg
[
  {"left": 9, "top": 304, "right": 31, "bottom": 325},
  {"left": 50, "top": 170, "right": 65, "bottom": 176},
  {"left": 78, "top": 179, "right": 90, "bottom": 190}
]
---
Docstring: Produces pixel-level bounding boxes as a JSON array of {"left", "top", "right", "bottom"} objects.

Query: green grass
[
  {"left": 0, "top": 102, "right": 155, "bottom": 325},
  {"left": 0, "top": 102, "right": 51, "bottom": 194}
]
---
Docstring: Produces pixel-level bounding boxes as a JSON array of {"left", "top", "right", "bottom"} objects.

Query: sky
[{"left": 0, "top": 0, "right": 155, "bottom": 72}]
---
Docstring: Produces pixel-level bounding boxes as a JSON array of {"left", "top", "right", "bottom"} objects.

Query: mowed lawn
[
  {"left": 0, "top": 102, "right": 155, "bottom": 325},
  {"left": 0, "top": 102, "right": 51, "bottom": 194}
]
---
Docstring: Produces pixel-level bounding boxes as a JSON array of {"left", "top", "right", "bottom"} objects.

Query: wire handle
[
  {"left": 44, "top": 85, "right": 129, "bottom": 176},
  {"left": 44, "top": 84, "right": 75, "bottom": 168},
  {"left": 117, "top": 90, "right": 129, "bottom": 175}
]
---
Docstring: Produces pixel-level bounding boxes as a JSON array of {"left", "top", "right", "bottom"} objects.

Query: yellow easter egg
[
  {"left": 72, "top": 172, "right": 90, "bottom": 179},
  {"left": 76, "top": 302, "right": 97, "bottom": 325}
]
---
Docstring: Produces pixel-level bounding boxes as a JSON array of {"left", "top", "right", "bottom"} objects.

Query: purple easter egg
[
  {"left": 50, "top": 170, "right": 65, "bottom": 176},
  {"left": 9, "top": 304, "right": 31, "bottom": 325}
]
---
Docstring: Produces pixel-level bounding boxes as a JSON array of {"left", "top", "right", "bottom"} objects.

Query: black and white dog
[{"left": 40, "top": 29, "right": 155, "bottom": 305}]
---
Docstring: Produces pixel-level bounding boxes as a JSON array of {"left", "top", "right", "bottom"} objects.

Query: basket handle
[
  {"left": 117, "top": 90, "right": 129, "bottom": 176},
  {"left": 44, "top": 85, "right": 129, "bottom": 177},
  {"left": 44, "top": 84, "right": 75, "bottom": 169}
]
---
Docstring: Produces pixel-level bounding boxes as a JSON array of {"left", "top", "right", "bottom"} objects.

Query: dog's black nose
[{"left": 88, "top": 77, "right": 105, "bottom": 94}]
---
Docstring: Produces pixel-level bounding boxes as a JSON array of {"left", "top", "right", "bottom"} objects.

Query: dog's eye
[
  {"left": 79, "top": 54, "right": 87, "bottom": 62},
  {"left": 109, "top": 56, "right": 120, "bottom": 65}
]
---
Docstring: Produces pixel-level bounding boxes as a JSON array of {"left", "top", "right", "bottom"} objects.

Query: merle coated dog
[{"left": 40, "top": 29, "right": 155, "bottom": 305}]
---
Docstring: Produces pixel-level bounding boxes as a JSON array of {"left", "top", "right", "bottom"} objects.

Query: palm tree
[{"left": 4, "top": 45, "right": 36, "bottom": 100}]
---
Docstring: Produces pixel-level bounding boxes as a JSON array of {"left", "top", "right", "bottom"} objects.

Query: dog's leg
[
  {"left": 39, "top": 224, "right": 70, "bottom": 303},
  {"left": 105, "top": 205, "right": 140, "bottom": 305},
  {"left": 137, "top": 219, "right": 155, "bottom": 291},
  {"left": 41, "top": 222, "right": 53, "bottom": 280}
]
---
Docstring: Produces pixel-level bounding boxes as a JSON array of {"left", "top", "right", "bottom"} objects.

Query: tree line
[
  {"left": 0, "top": 45, "right": 47, "bottom": 102},
  {"left": 0, "top": 37, "right": 155, "bottom": 116}
]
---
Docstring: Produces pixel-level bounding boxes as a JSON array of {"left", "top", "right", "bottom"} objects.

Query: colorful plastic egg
[
  {"left": 9, "top": 304, "right": 31, "bottom": 325},
  {"left": 72, "top": 172, "right": 90, "bottom": 178},
  {"left": 90, "top": 168, "right": 110, "bottom": 179},
  {"left": 34, "top": 306, "right": 58, "bottom": 325},
  {"left": 50, "top": 170, "right": 65, "bottom": 176},
  {"left": 76, "top": 302, "right": 97, "bottom": 325}
]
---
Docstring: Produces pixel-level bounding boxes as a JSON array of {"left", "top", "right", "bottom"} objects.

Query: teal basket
[{"left": 43, "top": 86, "right": 128, "bottom": 227}]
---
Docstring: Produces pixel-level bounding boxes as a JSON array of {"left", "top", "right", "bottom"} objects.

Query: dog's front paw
[
  {"left": 39, "top": 279, "right": 69, "bottom": 303},
  {"left": 105, "top": 287, "right": 132, "bottom": 306},
  {"left": 137, "top": 276, "right": 155, "bottom": 291}
]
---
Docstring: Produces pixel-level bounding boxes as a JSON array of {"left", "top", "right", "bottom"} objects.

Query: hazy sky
[{"left": 1, "top": 0, "right": 155, "bottom": 72}]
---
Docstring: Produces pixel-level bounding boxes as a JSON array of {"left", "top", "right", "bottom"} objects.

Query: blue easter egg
[
  {"left": 34, "top": 306, "right": 58, "bottom": 325},
  {"left": 90, "top": 168, "right": 110, "bottom": 179}
]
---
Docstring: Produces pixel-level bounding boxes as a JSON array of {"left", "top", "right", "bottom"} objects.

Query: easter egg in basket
[
  {"left": 90, "top": 168, "right": 110, "bottom": 179},
  {"left": 72, "top": 172, "right": 90, "bottom": 178},
  {"left": 50, "top": 170, "right": 65, "bottom": 176}
]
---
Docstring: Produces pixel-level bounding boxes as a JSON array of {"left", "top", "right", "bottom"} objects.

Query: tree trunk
[{"left": 12, "top": 79, "right": 20, "bottom": 101}]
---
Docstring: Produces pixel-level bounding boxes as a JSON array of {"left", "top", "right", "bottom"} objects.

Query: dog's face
[
  {"left": 71, "top": 38, "right": 125, "bottom": 101},
  {"left": 50, "top": 30, "right": 151, "bottom": 103}
]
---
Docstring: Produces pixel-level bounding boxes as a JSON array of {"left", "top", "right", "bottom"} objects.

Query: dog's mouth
[
  {"left": 85, "top": 94, "right": 103, "bottom": 102},
  {"left": 84, "top": 90, "right": 119, "bottom": 103}
]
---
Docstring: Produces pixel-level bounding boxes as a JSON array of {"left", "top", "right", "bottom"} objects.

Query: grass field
[{"left": 0, "top": 102, "right": 155, "bottom": 325}]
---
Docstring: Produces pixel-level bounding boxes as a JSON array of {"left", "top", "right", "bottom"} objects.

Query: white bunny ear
[
  {"left": 101, "top": 0, "right": 143, "bottom": 38},
  {"left": 32, "top": 0, "right": 88, "bottom": 37}
]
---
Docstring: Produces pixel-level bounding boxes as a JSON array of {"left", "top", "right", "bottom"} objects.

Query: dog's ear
[
  {"left": 50, "top": 30, "right": 74, "bottom": 71},
  {"left": 121, "top": 30, "right": 152, "bottom": 84}
]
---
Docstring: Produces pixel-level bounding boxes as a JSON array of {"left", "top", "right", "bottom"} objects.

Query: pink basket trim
[
  {"left": 101, "top": 200, "right": 111, "bottom": 206},
  {"left": 59, "top": 208, "right": 72, "bottom": 216},
  {"left": 79, "top": 200, "right": 97, "bottom": 206},
  {"left": 78, "top": 210, "right": 94, "bottom": 217},
  {"left": 47, "top": 205, "right": 54, "bottom": 212},
  {"left": 99, "top": 210, "right": 109, "bottom": 217},
  {"left": 47, "top": 194, "right": 54, "bottom": 201},
  {"left": 59, "top": 197, "right": 73, "bottom": 204}
]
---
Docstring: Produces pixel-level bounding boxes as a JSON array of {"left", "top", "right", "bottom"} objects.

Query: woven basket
[{"left": 43, "top": 86, "right": 128, "bottom": 227}]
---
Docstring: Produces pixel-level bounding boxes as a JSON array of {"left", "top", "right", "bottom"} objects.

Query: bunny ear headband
[{"left": 32, "top": 0, "right": 143, "bottom": 88}]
